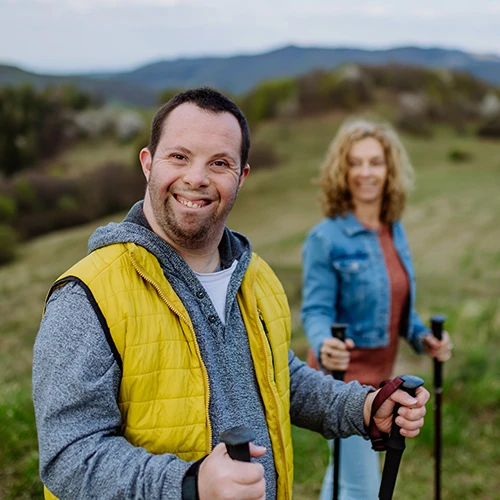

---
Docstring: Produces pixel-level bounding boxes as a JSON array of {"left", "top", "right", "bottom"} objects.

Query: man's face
[{"left": 140, "top": 103, "right": 250, "bottom": 251}]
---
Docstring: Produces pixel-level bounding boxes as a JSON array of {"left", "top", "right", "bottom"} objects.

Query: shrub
[
  {"left": 448, "top": 148, "right": 472, "bottom": 163},
  {"left": 248, "top": 141, "right": 280, "bottom": 170},
  {"left": 477, "top": 114, "right": 500, "bottom": 139},
  {"left": 239, "top": 78, "right": 298, "bottom": 126},
  {"left": 80, "top": 162, "right": 145, "bottom": 219},
  {"left": 0, "top": 224, "right": 18, "bottom": 265},
  {"left": 0, "top": 85, "right": 88, "bottom": 177},
  {"left": 0, "top": 194, "right": 16, "bottom": 223}
]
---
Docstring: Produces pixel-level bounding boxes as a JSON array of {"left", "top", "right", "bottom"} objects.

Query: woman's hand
[
  {"left": 422, "top": 331, "right": 453, "bottom": 362},
  {"left": 319, "top": 337, "right": 355, "bottom": 372}
]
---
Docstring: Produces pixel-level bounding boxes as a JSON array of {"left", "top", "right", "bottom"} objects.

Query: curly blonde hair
[{"left": 319, "top": 118, "right": 415, "bottom": 224}]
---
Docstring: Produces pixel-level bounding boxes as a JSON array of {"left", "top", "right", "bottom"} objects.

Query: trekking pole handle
[
  {"left": 220, "top": 426, "right": 255, "bottom": 462},
  {"left": 331, "top": 323, "right": 349, "bottom": 381},
  {"left": 430, "top": 314, "right": 446, "bottom": 342},
  {"left": 386, "top": 375, "right": 425, "bottom": 451},
  {"left": 430, "top": 315, "right": 446, "bottom": 389}
]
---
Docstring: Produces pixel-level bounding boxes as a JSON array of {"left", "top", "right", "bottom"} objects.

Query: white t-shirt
[{"left": 195, "top": 260, "right": 238, "bottom": 325}]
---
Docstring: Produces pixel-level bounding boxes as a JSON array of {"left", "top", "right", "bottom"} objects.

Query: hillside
[
  {"left": 0, "top": 115, "right": 499, "bottom": 498},
  {"left": 1, "top": 45, "right": 500, "bottom": 106}
]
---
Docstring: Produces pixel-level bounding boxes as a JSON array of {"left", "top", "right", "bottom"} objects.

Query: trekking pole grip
[
  {"left": 220, "top": 426, "right": 255, "bottom": 462},
  {"left": 386, "top": 375, "right": 425, "bottom": 451},
  {"left": 430, "top": 314, "right": 446, "bottom": 389},
  {"left": 331, "top": 323, "right": 349, "bottom": 381}
]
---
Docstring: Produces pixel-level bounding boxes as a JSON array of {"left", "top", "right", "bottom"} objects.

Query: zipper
[
  {"left": 130, "top": 252, "right": 212, "bottom": 453},
  {"left": 256, "top": 308, "right": 290, "bottom": 500},
  {"left": 258, "top": 310, "right": 275, "bottom": 373}
]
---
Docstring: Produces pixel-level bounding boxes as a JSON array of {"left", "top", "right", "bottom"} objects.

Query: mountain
[
  {"left": 109, "top": 45, "right": 500, "bottom": 95},
  {"left": 1, "top": 45, "right": 500, "bottom": 106},
  {"left": 0, "top": 64, "right": 157, "bottom": 106}
]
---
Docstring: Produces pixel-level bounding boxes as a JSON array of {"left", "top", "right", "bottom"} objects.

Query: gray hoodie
[{"left": 33, "top": 201, "right": 372, "bottom": 500}]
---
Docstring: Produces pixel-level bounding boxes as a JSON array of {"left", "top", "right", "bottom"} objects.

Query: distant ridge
[{"left": 1, "top": 45, "right": 499, "bottom": 106}]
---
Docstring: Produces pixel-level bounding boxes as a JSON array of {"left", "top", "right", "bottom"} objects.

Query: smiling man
[{"left": 33, "top": 88, "right": 429, "bottom": 500}]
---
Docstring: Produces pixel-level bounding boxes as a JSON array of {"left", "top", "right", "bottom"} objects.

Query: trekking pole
[
  {"left": 378, "top": 375, "right": 425, "bottom": 500},
  {"left": 330, "top": 323, "right": 349, "bottom": 500},
  {"left": 430, "top": 314, "right": 446, "bottom": 500},
  {"left": 220, "top": 426, "right": 255, "bottom": 462}
]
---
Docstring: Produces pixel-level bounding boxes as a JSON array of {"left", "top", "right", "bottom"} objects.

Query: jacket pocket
[{"left": 332, "top": 256, "right": 369, "bottom": 274}]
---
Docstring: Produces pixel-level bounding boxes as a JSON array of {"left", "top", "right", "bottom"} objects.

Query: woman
[{"left": 300, "top": 119, "right": 453, "bottom": 500}]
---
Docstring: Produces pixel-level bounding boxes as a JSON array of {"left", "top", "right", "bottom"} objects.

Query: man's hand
[
  {"left": 319, "top": 337, "right": 355, "bottom": 372},
  {"left": 198, "top": 442, "right": 266, "bottom": 500},
  {"left": 363, "top": 386, "right": 429, "bottom": 437}
]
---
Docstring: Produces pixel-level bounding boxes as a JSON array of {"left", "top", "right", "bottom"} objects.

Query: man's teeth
[{"left": 180, "top": 199, "right": 202, "bottom": 208}]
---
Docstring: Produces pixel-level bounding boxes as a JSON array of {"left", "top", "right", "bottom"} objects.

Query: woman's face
[{"left": 346, "top": 137, "right": 388, "bottom": 208}]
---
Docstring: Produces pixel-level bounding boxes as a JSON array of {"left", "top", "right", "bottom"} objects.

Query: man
[{"left": 33, "top": 87, "right": 428, "bottom": 500}]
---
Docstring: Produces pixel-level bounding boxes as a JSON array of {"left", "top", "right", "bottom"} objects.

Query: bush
[
  {"left": 239, "top": 78, "right": 298, "bottom": 126},
  {"left": 448, "top": 148, "right": 472, "bottom": 163},
  {"left": 0, "top": 194, "right": 16, "bottom": 223},
  {"left": 477, "top": 114, "right": 500, "bottom": 139},
  {"left": 0, "top": 224, "right": 18, "bottom": 265},
  {"left": 248, "top": 141, "right": 280, "bottom": 170},
  {"left": 7, "top": 163, "right": 145, "bottom": 240},
  {"left": 0, "top": 85, "right": 92, "bottom": 177}
]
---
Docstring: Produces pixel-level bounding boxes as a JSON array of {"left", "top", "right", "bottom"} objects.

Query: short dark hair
[{"left": 148, "top": 87, "right": 251, "bottom": 170}]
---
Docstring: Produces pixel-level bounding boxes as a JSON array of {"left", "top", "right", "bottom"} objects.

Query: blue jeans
[{"left": 319, "top": 435, "right": 381, "bottom": 500}]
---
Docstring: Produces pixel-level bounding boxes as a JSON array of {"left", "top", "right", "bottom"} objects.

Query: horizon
[{"left": 2, "top": 42, "right": 500, "bottom": 77}]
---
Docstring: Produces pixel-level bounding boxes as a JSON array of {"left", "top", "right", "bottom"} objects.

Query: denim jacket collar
[{"left": 337, "top": 211, "right": 372, "bottom": 237}]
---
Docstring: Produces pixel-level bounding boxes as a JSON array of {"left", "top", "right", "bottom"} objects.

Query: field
[{"left": 1, "top": 112, "right": 499, "bottom": 499}]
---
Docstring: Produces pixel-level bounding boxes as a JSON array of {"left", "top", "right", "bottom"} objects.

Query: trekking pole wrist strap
[{"left": 368, "top": 376, "right": 406, "bottom": 451}]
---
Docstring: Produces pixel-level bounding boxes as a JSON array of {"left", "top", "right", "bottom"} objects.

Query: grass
[{"left": 1, "top": 112, "right": 499, "bottom": 498}]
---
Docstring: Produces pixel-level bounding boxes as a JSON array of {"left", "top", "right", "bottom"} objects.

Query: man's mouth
[{"left": 174, "top": 194, "right": 210, "bottom": 209}]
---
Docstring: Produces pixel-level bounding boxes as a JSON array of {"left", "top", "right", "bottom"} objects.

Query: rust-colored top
[{"left": 306, "top": 224, "right": 409, "bottom": 388}]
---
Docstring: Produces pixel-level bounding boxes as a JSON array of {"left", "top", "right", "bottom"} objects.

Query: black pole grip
[
  {"left": 331, "top": 323, "right": 349, "bottom": 381},
  {"left": 430, "top": 315, "right": 446, "bottom": 390},
  {"left": 431, "top": 314, "right": 446, "bottom": 342},
  {"left": 220, "top": 426, "right": 255, "bottom": 462},
  {"left": 386, "top": 375, "right": 425, "bottom": 451}
]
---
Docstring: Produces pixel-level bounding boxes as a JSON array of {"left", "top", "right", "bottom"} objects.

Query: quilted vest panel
[{"left": 44, "top": 242, "right": 293, "bottom": 499}]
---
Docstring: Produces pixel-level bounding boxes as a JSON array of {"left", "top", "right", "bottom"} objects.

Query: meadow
[{"left": 0, "top": 112, "right": 499, "bottom": 499}]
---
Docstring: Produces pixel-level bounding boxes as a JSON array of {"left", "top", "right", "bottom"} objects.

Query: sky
[{"left": 1, "top": 0, "right": 500, "bottom": 74}]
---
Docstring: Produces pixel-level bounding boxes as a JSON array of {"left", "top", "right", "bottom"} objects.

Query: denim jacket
[{"left": 301, "top": 212, "right": 430, "bottom": 359}]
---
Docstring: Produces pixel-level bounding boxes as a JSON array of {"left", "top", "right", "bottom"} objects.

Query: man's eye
[
  {"left": 172, "top": 154, "right": 186, "bottom": 161},
  {"left": 213, "top": 160, "right": 228, "bottom": 167}
]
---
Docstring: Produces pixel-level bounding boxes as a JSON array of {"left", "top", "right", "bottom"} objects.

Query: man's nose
[{"left": 182, "top": 161, "right": 209, "bottom": 187}]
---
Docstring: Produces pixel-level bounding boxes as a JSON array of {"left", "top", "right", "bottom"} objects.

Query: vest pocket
[{"left": 258, "top": 310, "right": 276, "bottom": 382}]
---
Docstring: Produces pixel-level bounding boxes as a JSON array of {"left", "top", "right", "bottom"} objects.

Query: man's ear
[
  {"left": 238, "top": 163, "right": 251, "bottom": 189},
  {"left": 139, "top": 148, "right": 152, "bottom": 181}
]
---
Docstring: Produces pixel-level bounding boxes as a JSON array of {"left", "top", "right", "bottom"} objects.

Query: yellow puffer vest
[{"left": 44, "top": 242, "right": 293, "bottom": 499}]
